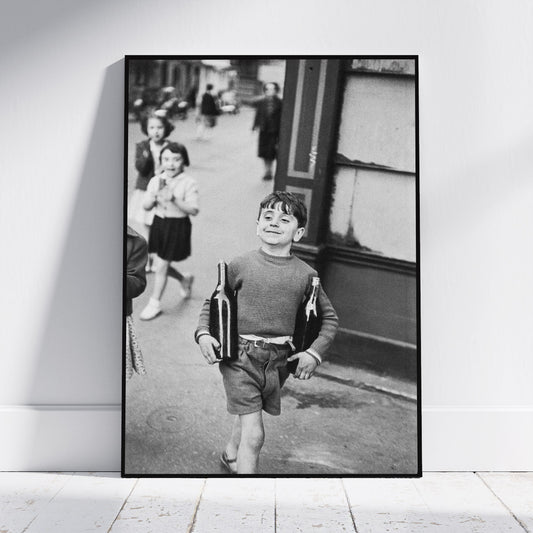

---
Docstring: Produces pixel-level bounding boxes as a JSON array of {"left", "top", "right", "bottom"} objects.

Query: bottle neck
[
  {"left": 308, "top": 278, "right": 320, "bottom": 303},
  {"left": 217, "top": 262, "right": 227, "bottom": 289}
]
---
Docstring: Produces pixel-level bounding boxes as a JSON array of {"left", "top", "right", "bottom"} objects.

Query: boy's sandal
[{"left": 220, "top": 450, "right": 237, "bottom": 474}]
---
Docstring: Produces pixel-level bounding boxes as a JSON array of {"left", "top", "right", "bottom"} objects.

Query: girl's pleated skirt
[{"left": 148, "top": 215, "right": 192, "bottom": 261}]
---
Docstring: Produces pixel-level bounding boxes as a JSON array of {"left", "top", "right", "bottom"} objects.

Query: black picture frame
[{"left": 122, "top": 55, "right": 421, "bottom": 478}]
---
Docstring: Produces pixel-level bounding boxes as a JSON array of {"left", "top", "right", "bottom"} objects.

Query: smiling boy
[{"left": 195, "top": 191, "right": 338, "bottom": 474}]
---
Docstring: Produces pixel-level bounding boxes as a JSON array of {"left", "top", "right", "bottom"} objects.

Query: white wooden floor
[{"left": 0, "top": 473, "right": 531, "bottom": 532}]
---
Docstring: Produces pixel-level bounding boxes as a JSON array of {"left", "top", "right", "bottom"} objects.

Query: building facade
[
  {"left": 128, "top": 59, "right": 236, "bottom": 105},
  {"left": 275, "top": 58, "right": 418, "bottom": 379}
]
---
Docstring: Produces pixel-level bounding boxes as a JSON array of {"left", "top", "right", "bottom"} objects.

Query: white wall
[{"left": 1, "top": 0, "right": 532, "bottom": 471}]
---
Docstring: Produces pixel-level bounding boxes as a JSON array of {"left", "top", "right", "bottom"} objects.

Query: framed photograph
[{"left": 123, "top": 56, "right": 420, "bottom": 476}]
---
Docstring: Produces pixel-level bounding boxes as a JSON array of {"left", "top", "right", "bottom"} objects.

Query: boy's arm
[
  {"left": 195, "top": 298, "right": 220, "bottom": 364},
  {"left": 288, "top": 287, "right": 338, "bottom": 380},
  {"left": 309, "top": 287, "right": 339, "bottom": 360},
  {"left": 195, "top": 298, "right": 211, "bottom": 340},
  {"left": 194, "top": 260, "right": 238, "bottom": 339}
]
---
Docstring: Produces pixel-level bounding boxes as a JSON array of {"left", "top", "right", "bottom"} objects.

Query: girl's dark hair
[
  {"left": 159, "top": 142, "right": 190, "bottom": 167},
  {"left": 140, "top": 111, "right": 175, "bottom": 138},
  {"left": 259, "top": 191, "right": 307, "bottom": 228}
]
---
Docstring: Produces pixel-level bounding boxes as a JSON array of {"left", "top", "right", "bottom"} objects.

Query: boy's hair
[
  {"left": 140, "top": 110, "right": 175, "bottom": 138},
  {"left": 159, "top": 142, "right": 190, "bottom": 167},
  {"left": 206, "top": 83, "right": 214, "bottom": 91},
  {"left": 258, "top": 191, "right": 307, "bottom": 228}
]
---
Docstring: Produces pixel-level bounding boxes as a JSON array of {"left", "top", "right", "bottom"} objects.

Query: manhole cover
[{"left": 146, "top": 406, "right": 190, "bottom": 433}]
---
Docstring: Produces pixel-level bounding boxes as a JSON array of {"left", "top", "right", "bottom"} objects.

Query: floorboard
[
  {"left": 345, "top": 473, "right": 528, "bottom": 532},
  {"left": 275, "top": 478, "right": 355, "bottom": 532},
  {"left": 0, "top": 472, "right": 72, "bottom": 533},
  {"left": 343, "top": 477, "right": 436, "bottom": 532},
  {"left": 192, "top": 478, "right": 275, "bottom": 533},
  {"left": 0, "top": 472, "right": 531, "bottom": 532},
  {"left": 21, "top": 473, "right": 135, "bottom": 533},
  {"left": 110, "top": 478, "right": 204, "bottom": 532},
  {"left": 478, "top": 473, "right": 533, "bottom": 532}
]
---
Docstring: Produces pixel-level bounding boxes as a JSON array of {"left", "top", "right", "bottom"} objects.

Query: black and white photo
[{"left": 123, "top": 57, "right": 420, "bottom": 476}]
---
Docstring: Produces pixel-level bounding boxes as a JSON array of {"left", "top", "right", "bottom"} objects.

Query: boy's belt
[
  {"left": 239, "top": 334, "right": 294, "bottom": 349},
  {"left": 239, "top": 335, "right": 322, "bottom": 365}
]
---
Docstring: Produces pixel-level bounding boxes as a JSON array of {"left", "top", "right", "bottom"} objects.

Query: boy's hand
[
  {"left": 287, "top": 351, "right": 318, "bottom": 380},
  {"left": 198, "top": 335, "right": 220, "bottom": 365}
]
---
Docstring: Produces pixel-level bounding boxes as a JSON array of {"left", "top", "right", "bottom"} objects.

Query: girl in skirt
[
  {"left": 129, "top": 110, "right": 174, "bottom": 272},
  {"left": 140, "top": 142, "right": 199, "bottom": 320}
]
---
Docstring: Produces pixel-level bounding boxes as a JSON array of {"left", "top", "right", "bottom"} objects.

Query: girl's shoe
[{"left": 139, "top": 298, "right": 161, "bottom": 320}]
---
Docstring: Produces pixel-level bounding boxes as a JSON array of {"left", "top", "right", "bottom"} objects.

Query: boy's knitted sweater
[{"left": 197, "top": 248, "right": 338, "bottom": 357}]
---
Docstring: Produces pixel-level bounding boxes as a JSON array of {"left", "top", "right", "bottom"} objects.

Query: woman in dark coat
[
  {"left": 196, "top": 84, "right": 219, "bottom": 140},
  {"left": 252, "top": 82, "right": 282, "bottom": 181}
]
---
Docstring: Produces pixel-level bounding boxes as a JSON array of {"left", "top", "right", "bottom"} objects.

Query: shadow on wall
[{"left": 25, "top": 60, "right": 125, "bottom": 469}]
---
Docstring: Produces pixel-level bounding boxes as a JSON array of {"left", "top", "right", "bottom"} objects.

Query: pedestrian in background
[
  {"left": 140, "top": 143, "right": 199, "bottom": 320},
  {"left": 186, "top": 85, "right": 198, "bottom": 110},
  {"left": 126, "top": 225, "right": 148, "bottom": 379},
  {"left": 129, "top": 111, "right": 174, "bottom": 272},
  {"left": 252, "top": 82, "right": 282, "bottom": 181},
  {"left": 195, "top": 191, "right": 338, "bottom": 474},
  {"left": 196, "top": 83, "right": 220, "bottom": 140}
]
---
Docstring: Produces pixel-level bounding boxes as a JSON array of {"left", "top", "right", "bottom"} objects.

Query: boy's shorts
[{"left": 219, "top": 338, "right": 292, "bottom": 416}]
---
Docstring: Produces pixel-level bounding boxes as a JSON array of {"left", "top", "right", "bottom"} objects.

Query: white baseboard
[
  {"left": 1, "top": 405, "right": 532, "bottom": 471},
  {"left": 0, "top": 405, "right": 121, "bottom": 471},
  {"left": 423, "top": 406, "right": 533, "bottom": 471}
]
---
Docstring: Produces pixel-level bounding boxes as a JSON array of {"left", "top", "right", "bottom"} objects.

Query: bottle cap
[{"left": 311, "top": 276, "right": 320, "bottom": 286}]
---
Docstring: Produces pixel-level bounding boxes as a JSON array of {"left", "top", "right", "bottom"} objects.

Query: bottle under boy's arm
[
  {"left": 305, "top": 284, "right": 339, "bottom": 363},
  {"left": 196, "top": 262, "right": 237, "bottom": 365},
  {"left": 195, "top": 262, "right": 234, "bottom": 344},
  {"left": 207, "top": 261, "right": 238, "bottom": 360},
  {"left": 287, "top": 281, "right": 338, "bottom": 376}
]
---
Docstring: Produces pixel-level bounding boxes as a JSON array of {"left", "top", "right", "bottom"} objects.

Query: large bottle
[
  {"left": 289, "top": 276, "right": 322, "bottom": 374},
  {"left": 209, "top": 261, "right": 238, "bottom": 361}
]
